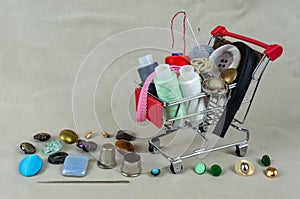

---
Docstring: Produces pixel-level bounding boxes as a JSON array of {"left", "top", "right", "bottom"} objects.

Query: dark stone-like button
[
  {"left": 116, "top": 130, "right": 135, "bottom": 141},
  {"left": 20, "top": 142, "right": 36, "bottom": 154},
  {"left": 33, "top": 132, "right": 51, "bottom": 142},
  {"left": 209, "top": 164, "right": 222, "bottom": 177},
  {"left": 48, "top": 152, "right": 69, "bottom": 164},
  {"left": 261, "top": 154, "right": 271, "bottom": 166}
]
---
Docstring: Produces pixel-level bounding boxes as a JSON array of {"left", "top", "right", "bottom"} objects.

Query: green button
[
  {"left": 194, "top": 162, "right": 206, "bottom": 175},
  {"left": 210, "top": 164, "right": 222, "bottom": 176},
  {"left": 261, "top": 155, "right": 271, "bottom": 166}
]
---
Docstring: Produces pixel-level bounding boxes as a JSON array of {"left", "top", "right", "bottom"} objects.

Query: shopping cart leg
[
  {"left": 148, "top": 137, "right": 160, "bottom": 153},
  {"left": 170, "top": 159, "right": 183, "bottom": 174},
  {"left": 235, "top": 142, "right": 248, "bottom": 157}
]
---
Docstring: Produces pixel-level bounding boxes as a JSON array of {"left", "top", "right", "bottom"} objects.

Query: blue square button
[{"left": 62, "top": 155, "right": 89, "bottom": 177}]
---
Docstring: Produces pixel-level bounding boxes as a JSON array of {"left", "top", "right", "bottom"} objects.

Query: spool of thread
[
  {"left": 179, "top": 65, "right": 205, "bottom": 124},
  {"left": 154, "top": 64, "right": 185, "bottom": 119},
  {"left": 137, "top": 55, "right": 158, "bottom": 96},
  {"left": 165, "top": 55, "right": 190, "bottom": 66}
]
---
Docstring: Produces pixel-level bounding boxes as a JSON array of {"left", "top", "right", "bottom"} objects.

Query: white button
[{"left": 209, "top": 44, "right": 241, "bottom": 72}]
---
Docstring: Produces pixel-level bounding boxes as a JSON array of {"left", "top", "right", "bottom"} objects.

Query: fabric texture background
[{"left": 0, "top": 0, "right": 299, "bottom": 198}]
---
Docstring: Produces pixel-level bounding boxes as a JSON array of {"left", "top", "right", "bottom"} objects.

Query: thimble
[
  {"left": 121, "top": 152, "right": 141, "bottom": 177},
  {"left": 97, "top": 143, "right": 117, "bottom": 169}
]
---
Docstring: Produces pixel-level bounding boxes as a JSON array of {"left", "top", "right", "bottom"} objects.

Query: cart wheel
[
  {"left": 198, "top": 123, "right": 208, "bottom": 133},
  {"left": 170, "top": 163, "right": 183, "bottom": 174},
  {"left": 148, "top": 144, "right": 157, "bottom": 153},
  {"left": 235, "top": 144, "right": 248, "bottom": 157}
]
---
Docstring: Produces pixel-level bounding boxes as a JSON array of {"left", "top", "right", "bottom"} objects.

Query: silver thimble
[
  {"left": 97, "top": 143, "right": 117, "bottom": 169},
  {"left": 121, "top": 152, "right": 141, "bottom": 177}
]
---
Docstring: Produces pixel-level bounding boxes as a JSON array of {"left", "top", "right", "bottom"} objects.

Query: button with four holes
[{"left": 209, "top": 44, "right": 241, "bottom": 72}]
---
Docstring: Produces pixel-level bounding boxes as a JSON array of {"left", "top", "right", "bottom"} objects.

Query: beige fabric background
[{"left": 1, "top": 0, "right": 299, "bottom": 198}]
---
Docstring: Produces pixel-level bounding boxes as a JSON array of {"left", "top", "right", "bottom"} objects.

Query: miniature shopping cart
[{"left": 135, "top": 25, "right": 283, "bottom": 174}]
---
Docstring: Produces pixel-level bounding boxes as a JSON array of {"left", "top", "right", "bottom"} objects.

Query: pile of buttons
[
  {"left": 192, "top": 154, "right": 278, "bottom": 178},
  {"left": 18, "top": 129, "right": 279, "bottom": 179},
  {"left": 18, "top": 129, "right": 140, "bottom": 178}
]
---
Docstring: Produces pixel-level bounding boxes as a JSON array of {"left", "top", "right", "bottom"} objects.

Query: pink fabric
[{"left": 136, "top": 66, "right": 181, "bottom": 122}]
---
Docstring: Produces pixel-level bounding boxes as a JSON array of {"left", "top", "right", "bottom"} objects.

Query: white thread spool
[{"left": 179, "top": 65, "right": 205, "bottom": 125}]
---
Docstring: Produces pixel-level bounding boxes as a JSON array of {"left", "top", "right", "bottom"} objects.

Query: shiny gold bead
[
  {"left": 101, "top": 131, "right": 111, "bottom": 138},
  {"left": 221, "top": 68, "right": 238, "bottom": 84},
  {"left": 265, "top": 167, "right": 278, "bottom": 178},
  {"left": 59, "top": 129, "right": 79, "bottom": 144},
  {"left": 84, "top": 130, "right": 93, "bottom": 139},
  {"left": 234, "top": 160, "right": 255, "bottom": 176}
]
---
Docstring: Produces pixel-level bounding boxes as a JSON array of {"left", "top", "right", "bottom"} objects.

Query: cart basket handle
[{"left": 211, "top": 25, "right": 283, "bottom": 61}]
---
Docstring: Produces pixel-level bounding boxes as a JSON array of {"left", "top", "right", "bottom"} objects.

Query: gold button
[
  {"left": 234, "top": 160, "right": 255, "bottom": 176},
  {"left": 101, "top": 131, "right": 111, "bottom": 138},
  {"left": 59, "top": 129, "right": 79, "bottom": 144},
  {"left": 265, "top": 167, "right": 278, "bottom": 178}
]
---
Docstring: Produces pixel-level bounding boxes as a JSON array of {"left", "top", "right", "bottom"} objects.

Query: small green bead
[
  {"left": 194, "top": 162, "right": 206, "bottom": 175},
  {"left": 210, "top": 164, "right": 222, "bottom": 176},
  {"left": 261, "top": 155, "right": 271, "bottom": 166}
]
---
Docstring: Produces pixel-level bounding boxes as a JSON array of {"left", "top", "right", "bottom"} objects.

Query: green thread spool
[{"left": 154, "top": 64, "right": 185, "bottom": 119}]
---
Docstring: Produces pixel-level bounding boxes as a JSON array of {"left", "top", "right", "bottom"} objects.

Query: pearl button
[{"left": 209, "top": 44, "right": 241, "bottom": 73}]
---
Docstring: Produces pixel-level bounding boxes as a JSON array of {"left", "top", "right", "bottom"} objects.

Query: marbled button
[
  {"left": 48, "top": 152, "right": 69, "bottom": 164},
  {"left": 42, "top": 140, "right": 62, "bottom": 156},
  {"left": 76, "top": 140, "right": 97, "bottom": 152},
  {"left": 33, "top": 132, "right": 51, "bottom": 142},
  {"left": 115, "top": 139, "right": 134, "bottom": 155},
  {"left": 116, "top": 130, "right": 135, "bottom": 141},
  {"left": 20, "top": 142, "right": 36, "bottom": 154}
]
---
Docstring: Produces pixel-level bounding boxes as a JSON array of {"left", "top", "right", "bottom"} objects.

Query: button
[
  {"left": 209, "top": 44, "right": 241, "bottom": 72},
  {"left": 261, "top": 154, "right": 271, "bottom": 166},
  {"left": 150, "top": 168, "right": 161, "bottom": 176},
  {"left": 209, "top": 164, "right": 222, "bottom": 176},
  {"left": 265, "top": 167, "right": 278, "bottom": 178},
  {"left": 202, "top": 77, "right": 228, "bottom": 95},
  {"left": 61, "top": 155, "right": 89, "bottom": 177},
  {"left": 234, "top": 160, "right": 255, "bottom": 176},
  {"left": 194, "top": 162, "right": 206, "bottom": 175}
]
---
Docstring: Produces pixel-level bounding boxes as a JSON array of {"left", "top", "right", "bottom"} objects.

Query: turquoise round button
[
  {"left": 194, "top": 162, "right": 206, "bottom": 175},
  {"left": 19, "top": 154, "right": 43, "bottom": 177}
]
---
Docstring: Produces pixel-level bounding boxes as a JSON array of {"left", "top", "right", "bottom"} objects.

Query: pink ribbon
[{"left": 136, "top": 66, "right": 181, "bottom": 122}]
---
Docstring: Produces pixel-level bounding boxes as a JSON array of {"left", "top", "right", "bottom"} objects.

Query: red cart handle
[{"left": 211, "top": 26, "right": 283, "bottom": 61}]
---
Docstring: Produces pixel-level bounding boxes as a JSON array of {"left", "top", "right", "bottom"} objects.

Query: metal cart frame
[{"left": 138, "top": 26, "right": 283, "bottom": 174}]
